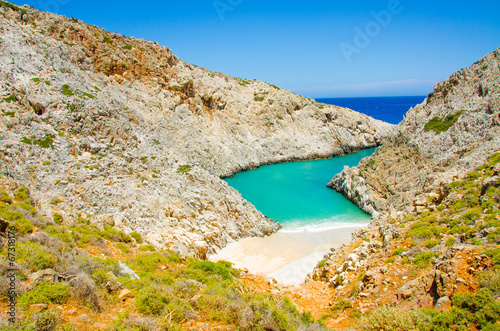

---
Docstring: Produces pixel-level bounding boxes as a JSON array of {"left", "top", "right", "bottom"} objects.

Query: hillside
[
  {"left": 307, "top": 48, "right": 500, "bottom": 329},
  {"left": 0, "top": 2, "right": 391, "bottom": 256},
  {"left": 329, "top": 47, "right": 500, "bottom": 217}
]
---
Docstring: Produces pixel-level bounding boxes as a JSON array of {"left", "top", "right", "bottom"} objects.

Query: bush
[
  {"left": 19, "top": 283, "right": 69, "bottom": 310},
  {"left": 13, "top": 202, "right": 36, "bottom": 215},
  {"left": 136, "top": 287, "right": 170, "bottom": 316},
  {"left": 332, "top": 300, "right": 351, "bottom": 311},
  {"left": 17, "top": 242, "right": 57, "bottom": 271},
  {"left": 130, "top": 231, "right": 143, "bottom": 244},
  {"left": 424, "top": 110, "right": 464, "bottom": 134},
  {"left": 393, "top": 247, "right": 408, "bottom": 256},
  {"left": 357, "top": 306, "right": 425, "bottom": 331},
  {"left": 0, "top": 205, "right": 34, "bottom": 235},
  {"left": 423, "top": 239, "right": 440, "bottom": 249},
  {"left": 139, "top": 244, "right": 155, "bottom": 252},
  {"left": 130, "top": 252, "right": 169, "bottom": 274},
  {"left": 317, "top": 258, "right": 328, "bottom": 268},
  {"left": 15, "top": 187, "right": 30, "bottom": 201},
  {"left": 412, "top": 251, "right": 439, "bottom": 267},
  {"left": 52, "top": 213, "right": 63, "bottom": 225},
  {"left": 61, "top": 84, "right": 74, "bottom": 96},
  {"left": 484, "top": 247, "right": 500, "bottom": 268},
  {"left": 176, "top": 164, "right": 192, "bottom": 175},
  {"left": 115, "top": 242, "right": 130, "bottom": 254},
  {"left": 0, "top": 190, "right": 11, "bottom": 204},
  {"left": 189, "top": 261, "right": 233, "bottom": 281},
  {"left": 69, "top": 273, "right": 100, "bottom": 310}
]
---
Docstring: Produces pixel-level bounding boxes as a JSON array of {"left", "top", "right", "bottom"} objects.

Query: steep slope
[
  {"left": 308, "top": 48, "right": 500, "bottom": 329},
  {"left": 0, "top": 2, "right": 392, "bottom": 256},
  {"left": 329, "top": 47, "right": 500, "bottom": 217}
]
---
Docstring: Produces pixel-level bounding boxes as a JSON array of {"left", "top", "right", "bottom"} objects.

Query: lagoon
[{"left": 212, "top": 148, "right": 376, "bottom": 285}]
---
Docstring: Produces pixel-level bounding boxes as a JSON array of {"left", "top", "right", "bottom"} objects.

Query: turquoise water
[{"left": 224, "top": 148, "right": 376, "bottom": 232}]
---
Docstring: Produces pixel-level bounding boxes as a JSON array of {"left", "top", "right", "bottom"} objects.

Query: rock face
[
  {"left": 329, "top": 47, "right": 500, "bottom": 216},
  {"left": 0, "top": 4, "right": 391, "bottom": 256}
]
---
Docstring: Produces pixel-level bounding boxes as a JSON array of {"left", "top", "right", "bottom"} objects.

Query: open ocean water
[{"left": 317, "top": 96, "right": 426, "bottom": 124}]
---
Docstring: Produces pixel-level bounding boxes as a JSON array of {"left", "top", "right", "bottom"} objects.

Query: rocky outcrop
[
  {"left": 329, "top": 47, "right": 500, "bottom": 216},
  {"left": 0, "top": 3, "right": 391, "bottom": 256}
]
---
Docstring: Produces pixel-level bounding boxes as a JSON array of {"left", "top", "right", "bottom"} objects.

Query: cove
[
  {"left": 224, "top": 148, "right": 376, "bottom": 232},
  {"left": 213, "top": 148, "right": 377, "bottom": 285}
]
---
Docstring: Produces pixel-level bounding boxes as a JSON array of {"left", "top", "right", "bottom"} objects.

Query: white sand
[{"left": 210, "top": 226, "right": 363, "bottom": 285}]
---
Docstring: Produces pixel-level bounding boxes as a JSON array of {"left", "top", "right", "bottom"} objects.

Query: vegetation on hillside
[
  {"left": 355, "top": 153, "right": 500, "bottom": 330},
  {"left": 0, "top": 183, "right": 324, "bottom": 330}
]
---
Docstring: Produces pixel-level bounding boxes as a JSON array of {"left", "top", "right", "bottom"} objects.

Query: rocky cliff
[
  {"left": 310, "top": 49, "right": 500, "bottom": 329},
  {"left": 329, "top": 47, "right": 500, "bottom": 217},
  {"left": 0, "top": 2, "right": 392, "bottom": 256}
]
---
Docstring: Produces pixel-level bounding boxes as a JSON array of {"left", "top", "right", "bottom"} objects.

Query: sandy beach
[{"left": 210, "top": 226, "right": 363, "bottom": 285}]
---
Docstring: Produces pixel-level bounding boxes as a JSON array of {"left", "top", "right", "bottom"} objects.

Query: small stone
[
  {"left": 94, "top": 323, "right": 108, "bottom": 329},
  {"left": 65, "top": 308, "right": 78, "bottom": 316},
  {"left": 77, "top": 314, "right": 90, "bottom": 322},
  {"left": 119, "top": 289, "right": 135, "bottom": 301},
  {"left": 435, "top": 296, "right": 452, "bottom": 311},
  {"left": 28, "top": 304, "right": 47, "bottom": 313}
]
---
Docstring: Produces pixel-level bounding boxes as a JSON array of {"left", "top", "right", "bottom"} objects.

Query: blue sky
[{"left": 11, "top": 0, "right": 500, "bottom": 98}]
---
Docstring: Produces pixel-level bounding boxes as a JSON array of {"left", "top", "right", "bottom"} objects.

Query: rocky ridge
[
  {"left": 305, "top": 49, "right": 500, "bottom": 329},
  {"left": 328, "top": 47, "right": 500, "bottom": 217},
  {"left": 0, "top": 2, "right": 392, "bottom": 256}
]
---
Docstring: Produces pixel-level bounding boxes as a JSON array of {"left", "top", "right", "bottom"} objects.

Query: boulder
[{"left": 118, "top": 289, "right": 135, "bottom": 301}]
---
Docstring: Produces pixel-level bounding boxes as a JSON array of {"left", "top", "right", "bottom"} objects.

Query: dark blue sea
[{"left": 316, "top": 96, "right": 426, "bottom": 125}]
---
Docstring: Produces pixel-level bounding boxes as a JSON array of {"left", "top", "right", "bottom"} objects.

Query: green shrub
[
  {"left": 101, "top": 226, "right": 132, "bottom": 243},
  {"left": 17, "top": 242, "right": 57, "bottom": 271},
  {"left": 0, "top": 204, "right": 34, "bottom": 235},
  {"left": 484, "top": 247, "right": 500, "bottom": 268},
  {"left": 357, "top": 306, "right": 425, "bottom": 331},
  {"left": 188, "top": 260, "right": 233, "bottom": 281},
  {"left": 15, "top": 186, "right": 30, "bottom": 201},
  {"left": 424, "top": 110, "right": 464, "bottom": 134},
  {"left": 412, "top": 251, "right": 439, "bottom": 267},
  {"left": 317, "top": 258, "right": 328, "bottom": 268},
  {"left": 103, "top": 37, "right": 113, "bottom": 44},
  {"left": 13, "top": 202, "right": 36, "bottom": 215},
  {"left": 393, "top": 247, "right": 408, "bottom": 256},
  {"left": 423, "top": 239, "right": 440, "bottom": 249},
  {"left": 122, "top": 44, "right": 132, "bottom": 50},
  {"left": 176, "top": 164, "right": 192, "bottom": 175},
  {"left": 488, "top": 152, "right": 500, "bottom": 166},
  {"left": 0, "top": 190, "right": 12, "bottom": 204},
  {"left": 139, "top": 244, "right": 155, "bottom": 252},
  {"left": 115, "top": 242, "right": 130, "bottom": 254},
  {"left": 61, "top": 84, "right": 74, "bottom": 96},
  {"left": 130, "top": 231, "right": 143, "bottom": 244},
  {"left": 130, "top": 252, "right": 169, "bottom": 274},
  {"left": 19, "top": 283, "right": 69, "bottom": 310},
  {"left": 91, "top": 270, "right": 111, "bottom": 287},
  {"left": 0, "top": 1, "right": 27, "bottom": 14},
  {"left": 445, "top": 237, "right": 455, "bottom": 247},
  {"left": 2, "top": 94, "right": 17, "bottom": 103},
  {"left": 53, "top": 213, "right": 63, "bottom": 225},
  {"left": 331, "top": 300, "right": 352, "bottom": 311},
  {"left": 462, "top": 208, "right": 481, "bottom": 221}
]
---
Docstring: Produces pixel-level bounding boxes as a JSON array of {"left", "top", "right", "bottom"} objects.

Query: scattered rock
[{"left": 118, "top": 289, "right": 135, "bottom": 301}]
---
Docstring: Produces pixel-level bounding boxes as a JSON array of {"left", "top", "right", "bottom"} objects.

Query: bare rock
[{"left": 119, "top": 289, "right": 135, "bottom": 301}]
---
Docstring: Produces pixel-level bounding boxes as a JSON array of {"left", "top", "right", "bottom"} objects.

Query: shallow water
[
  {"left": 224, "top": 148, "right": 376, "bottom": 232},
  {"left": 215, "top": 148, "right": 376, "bottom": 284}
]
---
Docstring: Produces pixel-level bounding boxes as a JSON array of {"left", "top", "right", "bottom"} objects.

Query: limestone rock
[
  {"left": 329, "top": 47, "right": 500, "bottom": 216},
  {"left": 118, "top": 289, "right": 135, "bottom": 301},
  {"left": 0, "top": 5, "right": 392, "bottom": 257}
]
